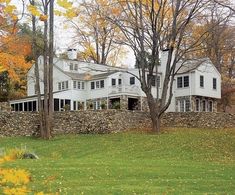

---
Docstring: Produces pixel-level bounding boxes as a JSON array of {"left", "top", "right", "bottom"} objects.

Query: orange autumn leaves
[{"left": 0, "top": 34, "right": 32, "bottom": 82}]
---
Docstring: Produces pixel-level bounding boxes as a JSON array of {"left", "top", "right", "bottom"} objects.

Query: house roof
[
  {"left": 177, "top": 58, "right": 211, "bottom": 74},
  {"left": 63, "top": 71, "right": 118, "bottom": 80}
]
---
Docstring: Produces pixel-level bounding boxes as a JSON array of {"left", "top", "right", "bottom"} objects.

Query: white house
[{"left": 9, "top": 50, "right": 221, "bottom": 112}]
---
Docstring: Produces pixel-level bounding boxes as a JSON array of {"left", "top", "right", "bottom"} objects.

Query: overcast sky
[{"left": 10, "top": 0, "right": 135, "bottom": 67}]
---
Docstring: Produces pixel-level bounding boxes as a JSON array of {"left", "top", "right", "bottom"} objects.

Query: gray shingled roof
[{"left": 177, "top": 58, "right": 210, "bottom": 74}]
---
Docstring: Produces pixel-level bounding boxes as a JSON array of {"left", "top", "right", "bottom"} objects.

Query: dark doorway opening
[
  {"left": 128, "top": 98, "right": 138, "bottom": 110},
  {"left": 110, "top": 98, "right": 120, "bottom": 109}
]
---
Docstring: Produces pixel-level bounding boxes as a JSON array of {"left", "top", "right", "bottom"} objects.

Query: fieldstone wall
[
  {"left": 0, "top": 110, "right": 234, "bottom": 137},
  {"left": 0, "top": 102, "right": 11, "bottom": 112}
]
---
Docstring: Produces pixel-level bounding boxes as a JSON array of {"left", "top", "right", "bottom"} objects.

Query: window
[
  {"left": 91, "top": 81, "right": 95, "bottom": 90},
  {"left": 177, "top": 77, "right": 183, "bottom": 88},
  {"left": 65, "top": 81, "right": 69, "bottom": 89},
  {"left": 58, "top": 81, "right": 69, "bottom": 91},
  {"left": 147, "top": 75, "right": 160, "bottom": 87},
  {"left": 77, "top": 81, "right": 81, "bottom": 89},
  {"left": 185, "top": 99, "right": 190, "bottom": 112},
  {"left": 96, "top": 81, "right": 100, "bottom": 89},
  {"left": 118, "top": 79, "right": 122, "bottom": 85},
  {"left": 73, "top": 81, "right": 77, "bottom": 89},
  {"left": 81, "top": 82, "right": 85, "bottom": 89},
  {"left": 69, "top": 63, "right": 73, "bottom": 70},
  {"left": 213, "top": 78, "right": 217, "bottom": 90},
  {"left": 177, "top": 76, "right": 189, "bottom": 88},
  {"left": 100, "top": 80, "right": 104, "bottom": 88},
  {"left": 91, "top": 80, "right": 104, "bottom": 90},
  {"left": 112, "top": 79, "right": 116, "bottom": 86},
  {"left": 202, "top": 100, "right": 206, "bottom": 111},
  {"left": 130, "top": 77, "right": 135, "bottom": 85},
  {"left": 97, "top": 101, "right": 100, "bottom": 110},
  {"left": 179, "top": 100, "right": 184, "bottom": 112},
  {"left": 178, "top": 99, "right": 190, "bottom": 112},
  {"left": 184, "top": 76, "right": 189, "bottom": 87},
  {"left": 74, "top": 64, "right": 78, "bottom": 71},
  {"left": 208, "top": 101, "right": 213, "bottom": 112},
  {"left": 196, "top": 99, "right": 200, "bottom": 112},
  {"left": 200, "top": 75, "right": 204, "bottom": 87},
  {"left": 157, "top": 76, "right": 161, "bottom": 87}
]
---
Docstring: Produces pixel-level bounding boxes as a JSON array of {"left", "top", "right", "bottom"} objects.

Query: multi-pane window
[
  {"left": 200, "top": 75, "right": 204, "bottom": 87},
  {"left": 58, "top": 83, "right": 61, "bottom": 91},
  {"left": 179, "top": 100, "right": 184, "bottom": 112},
  {"left": 65, "top": 81, "right": 69, "bottom": 89},
  {"left": 77, "top": 81, "right": 81, "bottom": 89},
  {"left": 112, "top": 78, "right": 116, "bottom": 86},
  {"left": 147, "top": 75, "right": 161, "bottom": 87},
  {"left": 184, "top": 76, "right": 189, "bottom": 87},
  {"left": 96, "top": 81, "right": 100, "bottom": 89},
  {"left": 73, "top": 81, "right": 76, "bottom": 89},
  {"left": 185, "top": 99, "right": 190, "bottom": 112},
  {"left": 177, "top": 76, "right": 189, "bottom": 88},
  {"left": 202, "top": 100, "right": 206, "bottom": 111},
  {"left": 74, "top": 64, "right": 78, "bottom": 71},
  {"left": 73, "top": 81, "right": 85, "bottom": 90},
  {"left": 213, "top": 78, "right": 217, "bottom": 90},
  {"left": 177, "top": 77, "right": 183, "bottom": 88},
  {"left": 58, "top": 81, "right": 69, "bottom": 91},
  {"left": 178, "top": 99, "right": 190, "bottom": 112},
  {"left": 91, "top": 81, "right": 95, "bottom": 89},
  {"left": 100, "top": 80, "right": 104, "bottom": 88},
  {"left": 69, "top": 63, "right": 73, "bottom": 70},
  {"left": 91, "top": 80, "right": 105, "bottom": 90},
  {"left": 130, "top": 77, "right": 135, "bottom": 85},
  {"left": 196, "top": 99, "right": 200, "bottom": 112},
  {"left": 118, "top": 79, "right": 122, "bottom": 85},
  {"left": 208, "top": 101, "right": 213, "bottom": 112}
]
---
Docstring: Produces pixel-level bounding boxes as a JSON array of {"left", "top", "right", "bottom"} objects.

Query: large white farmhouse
[{"left": 10, "top": 50, "right": 221, "bottom": 112}]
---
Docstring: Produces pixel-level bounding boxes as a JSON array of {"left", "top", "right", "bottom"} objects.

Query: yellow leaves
[
  {"left": 64, "top": 8, "right": 78, "bottom": 19},
  {"left": 0, "top": 65, "right": 6, "bottom": 73},
  {"left": 57, "top": 0, "right": 73, "bottom": 9},
  {"left": 0, "top": 169, "right": 31, "bottom": 185},
  {"left": 3, "top": 4, "right": 16, "bottom": 14},
  {"left": 3, "top": 186, "right": 30, "bottom": 195},
  {"left": 27, "top": 4, "right": 41, "bottom": 17}
]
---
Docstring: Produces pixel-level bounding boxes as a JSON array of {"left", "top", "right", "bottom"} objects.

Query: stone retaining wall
[{"left": 0, "top": 111, "right": 234, "bottom": 136}]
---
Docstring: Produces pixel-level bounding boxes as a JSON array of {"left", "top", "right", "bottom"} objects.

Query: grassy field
[{"left": 0, "top": 128, "right": 235, "bottom": 194}]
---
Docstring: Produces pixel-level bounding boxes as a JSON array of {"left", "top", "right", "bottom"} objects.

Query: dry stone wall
[{"left": 0, "top": 110, "right": 234, "bottom": 137}]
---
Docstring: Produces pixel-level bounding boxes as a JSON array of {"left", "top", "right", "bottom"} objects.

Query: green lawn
[{"left": 1, "top": 128, "right": 235, "bottom": 194}]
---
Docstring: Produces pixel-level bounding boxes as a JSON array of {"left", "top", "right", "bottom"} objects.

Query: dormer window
[
  {"left": 74, "top": 64, "right": 78, "bottom": 71},
  {"left": 70, "top": 63, "right": 73, "bottom": 71}
]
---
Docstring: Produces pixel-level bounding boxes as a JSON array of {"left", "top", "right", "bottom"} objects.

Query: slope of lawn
[{"left": 0, "top": 128, "right": 235, "bottom": 194}]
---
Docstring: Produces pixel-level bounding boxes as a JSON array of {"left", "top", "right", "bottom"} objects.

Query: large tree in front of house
[{"left": 106, "top": 0, "right": 226, "bottom": 132}]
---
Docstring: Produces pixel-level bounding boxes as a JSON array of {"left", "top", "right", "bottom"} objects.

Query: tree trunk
[
  {"left": 145, "top": 92, "right": 161, "bottom": 133},
  {"left": 43, "top": 1, "right": 49, "bottom": 139},
  {"left": 48, "top": 0, "right": 54, "bottom": 139},
  {"left": 31, "top": 0, "right": 45, "bottom": 137}
]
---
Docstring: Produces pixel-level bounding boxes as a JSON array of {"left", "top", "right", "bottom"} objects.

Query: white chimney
[{"left": 67, "top": 49, "right": 77, "bottom": 60}]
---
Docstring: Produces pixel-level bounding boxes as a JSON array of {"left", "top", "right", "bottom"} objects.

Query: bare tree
[
  {"left": 106, "top": 0, "right": 223, "bottom": 132},
  {"left": 71, "top": 0, "right": 125, "bottom": 65},
  {"left": 29, "top": 0, "right": 45, "bottom": 137}
]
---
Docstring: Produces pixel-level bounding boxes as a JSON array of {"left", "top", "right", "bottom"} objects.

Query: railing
[{"left": 108, "top": 85, "right": 141, "bottom": 95}]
